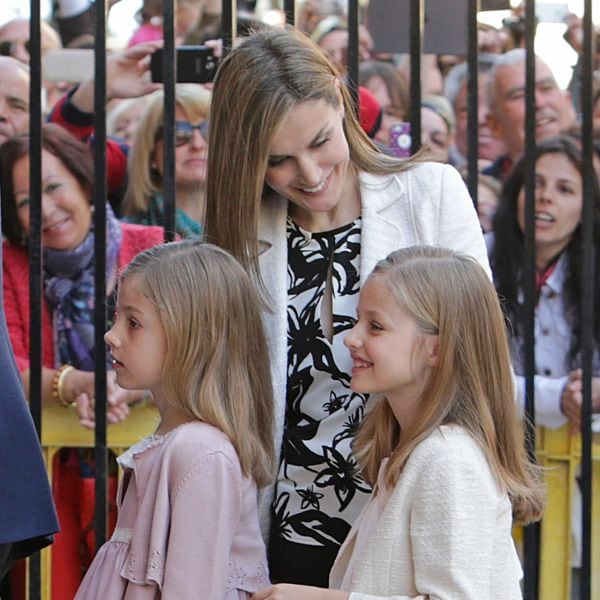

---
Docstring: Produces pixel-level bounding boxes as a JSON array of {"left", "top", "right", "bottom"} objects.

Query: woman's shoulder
[
  {"left": 118, "top": 222, "right": 166, "bottom": 261},
  {"left": 359, "top": 163, "right": 467, "bottom": 210},
  {"left": 120, "top": 222, "right": 165, "bottom": 243},
  {"left": 2, "top": 240, "right": 29, "bottom": 274},
  {"left": 399, "top": 161, "right": 465, "bottom": 194},
  {"left": 3, "top": 240, "right": 28, "bottom": 262},
  {"left": 360, "top": 161, "right": 457, "bottom": 187}
]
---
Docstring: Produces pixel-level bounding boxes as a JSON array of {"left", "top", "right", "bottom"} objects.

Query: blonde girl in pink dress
[{"left": 76, "top": 241, "right": 275, "bottom": 599}]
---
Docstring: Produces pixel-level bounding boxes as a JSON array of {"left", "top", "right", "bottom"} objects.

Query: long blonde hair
[
  {"left": 120, "top": 241, "right": 275, "bottom": 487},
  {"left": 354, "top": 246, "right": 544, "bottom": 525},
  {"left": 122, "top": 84, "right": 211, "bottom": 216},
  {"left": 204, "top": 26, "right": 419, "bottom": 282}
]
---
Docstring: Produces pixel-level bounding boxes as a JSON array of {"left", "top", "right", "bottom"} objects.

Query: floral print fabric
[{"left": 271, "top": 217, "right": 370, "bottom": 553}]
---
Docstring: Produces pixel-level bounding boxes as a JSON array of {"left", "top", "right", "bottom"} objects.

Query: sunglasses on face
[
  {"left": 0, "top": 40, "right": 31, "bottom": 57},
  {"left": 155, "top": 120, "right": 209, "bottom": 147}
]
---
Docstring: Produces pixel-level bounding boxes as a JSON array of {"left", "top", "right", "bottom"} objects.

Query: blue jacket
[{"left": 0, "top": 233, "right": 58, "bottom": 557}]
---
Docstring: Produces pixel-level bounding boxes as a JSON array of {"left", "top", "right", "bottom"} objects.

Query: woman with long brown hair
[{"left": 205, "top": 27, "right": 488, "bottom": 587}]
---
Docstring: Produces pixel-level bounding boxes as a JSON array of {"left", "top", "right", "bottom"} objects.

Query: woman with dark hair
[
  {"left": 0, "top": 123, "right": 165, "bottom": 599},
  {"left": 489, "top": 135, "right": 600, "bottom": 430}
]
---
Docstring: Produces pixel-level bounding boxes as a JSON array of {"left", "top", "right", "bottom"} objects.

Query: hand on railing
[
  {"left": 560, "top": 369, "right": 600, "bottom": 434},
  {"left": 62, "top": 368, "right": 145, "bottom": 429}
]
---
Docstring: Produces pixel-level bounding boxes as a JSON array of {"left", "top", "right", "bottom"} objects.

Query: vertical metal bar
[
  {"left": 28, "top": 0, "right": 43, "bottom": 475},
  {"left": 579, "top": 0, "right": 594, "bottom": 596},
  {"left": 283, "top": 0, "right": 295, "bottom": 26},
  {"left": 163, "top": 0, "right": 176, "bottom": 242},
  {"left": 28, "top": 2, "right": 43, "bottom": 597},
  {"left": 221, "top": 0, "right": 237, "bottom": 59},
  {"left": 347, "top": 0, "right": 359, "bottom": 112},
  {"left": 93, "top": 0, "right": 108, "bottom": 551},
  {"left": 522, "top": 1, "right": 540, "bottom": 597},
  {"left": 465, "top": 0, "right": 479, "bottom": 207},
  {"left": 409, "top": 0, "right": 423, "bottom": 155}
]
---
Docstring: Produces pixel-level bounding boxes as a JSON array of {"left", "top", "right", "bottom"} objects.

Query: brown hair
[
  {"left": 354, "top": 246, "right": 545, "bottom": 525},
  {"left": 359, "top": 59, "right": 410, "bottom": 119},
  {"left": 121, "top": 241, "right": 275, "bottom": 487},
  {"left": 204, "top": 26, "right": 420, "bottom": 283},
  {"left": 0, "top": 122, "right": 93, "bottom": 246}
]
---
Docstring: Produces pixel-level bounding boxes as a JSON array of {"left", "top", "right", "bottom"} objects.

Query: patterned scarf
[
  {"left": 44, "top": 204, "right": 123, "bottom": 371},
  {"left": 122, "top": 194, "right": 202, "bottom": 239}
]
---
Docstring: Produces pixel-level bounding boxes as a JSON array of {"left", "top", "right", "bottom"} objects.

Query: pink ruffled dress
[{"left": 75, "top": 422, "right": 269, "bottom": 599}]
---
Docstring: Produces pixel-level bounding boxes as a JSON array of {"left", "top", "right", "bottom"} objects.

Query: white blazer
[
  {"left": 329, "top": 426, "right": 523, "bottom": 600},
  {"left": 256, "top": 162, "right": 490, "bottom": 535}
]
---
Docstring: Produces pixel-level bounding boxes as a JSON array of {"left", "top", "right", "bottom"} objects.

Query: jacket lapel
[{"left": 359, "top": 171, "right": 408, "bottom": 284}]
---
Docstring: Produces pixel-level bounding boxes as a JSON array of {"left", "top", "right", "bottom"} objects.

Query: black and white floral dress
[{"left": 270, "top": 217, "right": 371, "bottom": 559}]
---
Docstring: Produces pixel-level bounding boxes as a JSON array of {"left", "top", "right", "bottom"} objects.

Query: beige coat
[{"left": 330, "top": 426, "right": 523, "bottom": 599}]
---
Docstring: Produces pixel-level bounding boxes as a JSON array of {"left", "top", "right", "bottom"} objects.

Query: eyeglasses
[
  {"left": 154, "top": 120, "right": 209, "bottom": 147},
  {"left": 0, "top": 40, "right": 31, "bottom": 58}
]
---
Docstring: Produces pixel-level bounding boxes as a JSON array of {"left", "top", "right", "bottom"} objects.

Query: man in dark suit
[{"left": 0, "top": 206, "right": 58, "bottom": 580}]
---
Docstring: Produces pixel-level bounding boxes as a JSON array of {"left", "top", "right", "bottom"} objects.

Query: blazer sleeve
[
  {"left": 435, "top": 165, "right": 491, "bottom": 279},
  {"left": 349, "top": 594, "right": 425, "bottom": 600},
  {"left": 514, "top": 373, "right": 569, "bottom": 429},
  {"left": 160, "top": 451, "right": 244, "bottom": 598},
  {"left": 350, "top": 443, "right": 503, "bottom": 600},
  {"left": 408, "top": 446, "right": 502, "bottom": 599}
]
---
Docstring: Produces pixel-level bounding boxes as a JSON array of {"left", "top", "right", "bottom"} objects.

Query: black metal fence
[{"left": 15, "top": 0, "right": 599, "bottom": 598}]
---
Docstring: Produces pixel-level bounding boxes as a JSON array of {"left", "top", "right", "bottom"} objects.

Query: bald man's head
[
  {"left": 0, "top": 56, "right": 30, "bottom": 144},
  {"left": 486, "top": 49, "right": 576, "bottom": 159}
]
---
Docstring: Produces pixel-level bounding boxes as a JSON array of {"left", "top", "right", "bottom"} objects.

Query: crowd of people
[{"left": 0, "top": 0, "right": 599, "bottom": 598}]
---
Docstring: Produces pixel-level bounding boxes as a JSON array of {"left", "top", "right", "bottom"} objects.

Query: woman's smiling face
[
  {"left": 13, "top": 149, "right": 92, "bottom": 251},
  {"left": 265, "top": 98, "right": 356, "bottom": 229}
]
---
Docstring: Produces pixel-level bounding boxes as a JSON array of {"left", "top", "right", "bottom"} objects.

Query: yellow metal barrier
[
  {"left": 32, "top": 409, "right": 598, "bottom": 598},
  {"left": 33, "top": 403, "right": 160, "bottom": 599},
  {"left": 536, "top": 425, "right": 600, "bottom": 599}
]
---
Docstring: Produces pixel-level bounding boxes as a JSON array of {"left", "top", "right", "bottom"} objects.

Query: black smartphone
[{"left": 150, "top": 46, "right": 218, "bottom": 84}]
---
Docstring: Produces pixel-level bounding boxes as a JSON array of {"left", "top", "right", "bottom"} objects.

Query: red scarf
[{"left": 535, "top": 260, "right": 559, "bottom": 302}]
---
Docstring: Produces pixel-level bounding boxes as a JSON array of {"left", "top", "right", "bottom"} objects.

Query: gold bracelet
[{"left": 51, "top": 365, "right": 75, "bottom": 407}]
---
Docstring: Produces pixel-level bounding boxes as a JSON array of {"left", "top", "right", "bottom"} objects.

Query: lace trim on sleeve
[{"left": 227, "top": 559, "right": 270, "bottom": 592}]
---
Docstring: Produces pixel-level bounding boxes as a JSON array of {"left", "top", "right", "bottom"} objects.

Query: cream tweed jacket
[{"left": 330, "top": 425, "right": 523, "bottom": 599}]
